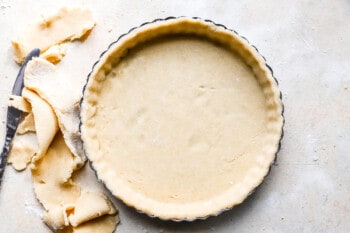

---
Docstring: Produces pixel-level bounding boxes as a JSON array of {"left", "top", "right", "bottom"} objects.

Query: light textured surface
[{"left": 0, "top": 0, "right": 349, "bottom": 232}]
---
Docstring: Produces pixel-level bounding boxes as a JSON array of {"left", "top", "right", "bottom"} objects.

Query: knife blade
[{"left": 0, "top": 48, "right": 40, "bottom": 187}]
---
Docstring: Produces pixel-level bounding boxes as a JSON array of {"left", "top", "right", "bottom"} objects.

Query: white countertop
[{"left": 0, "top": 0, "right": 349, "bottom": 232}]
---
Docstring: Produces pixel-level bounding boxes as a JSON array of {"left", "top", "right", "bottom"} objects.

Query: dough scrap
[
  {"left": 24, "top": 58, "right": 85, "bottom": 168},
  {"left": 33, "top": 132, "right": 117, "bottom": 232},
  {"left": 32, "top": 132, "right": 78, "bottom": 185},
  {"left": 72, "top": 215, "right": 119, "bottom": 233},
  {"left": 8, "top": 6, "right": 119, "bottom": 232},
  {"left": 68, "top": 192, "right": 117, "bottom": 227},
  {"left": 8, "top": 95, "right": 31, "bottom": 112},
  {"left": 17, "top": 112, "right": 36, "bottom": 134},
  {"left": 41, "top": 44, "right": 67, "bottom": 64},
  {"left": 8, "top": 94, "right": 119, "bottom": 231},
  {"left": 7, "top": 133, "right": 38, "bottom": 170},
  {"left": 12, "top": 7, "right": 95, "bottom": 63},
  {"left": 43, "top": 205, "right": 71, "bottom": 231},
  {"left": 33, "top": 132, "right": 81, "bottom": 230},
  {"left": 22, "top": 88, "right": 59, "bottom": 162}
]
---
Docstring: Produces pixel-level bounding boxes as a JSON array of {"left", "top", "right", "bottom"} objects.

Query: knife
[{"left": 0, "top": 48, "right": 40, "bottom": 187}]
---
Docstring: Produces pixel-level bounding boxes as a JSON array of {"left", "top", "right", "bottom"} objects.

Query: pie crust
[{"left": 80, "top": 17, "right": 284, "bottom": 220}]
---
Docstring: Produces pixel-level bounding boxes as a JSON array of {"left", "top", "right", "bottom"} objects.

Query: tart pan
[{"left": 80, "top": 17, "right": 284, "bottom": 221}]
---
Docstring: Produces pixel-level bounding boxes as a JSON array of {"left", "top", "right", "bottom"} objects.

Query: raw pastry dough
[
  {"left": 41, "top": 45, "right": 67, "bottom": 64},
  {"left": 16, "top": 112, "right": 35, "bottom": 135},
  {"left": 68, "top": 192, "right": 116, "bottom": 227},
  {"left": 9, "top": 89, "right": 118, "bottom": 232},
  {"left": 8, "top": 95, "right": 31, "bottom": 112},
  {"left": 25, "top": 58, "right": 85, "bottom": 168},
  {"left": 7, "top": 6, "right": 118, "bottom": 233},
  {"left": 7, "top": 133, "right": 38, "bottom": 170},
  {"left": 12, "top": 7, "right": 95, "bottom": 63},
  {"left": 72, "top": 215, "right": 119, "bottom": 233},
  {"left": 32, "top": 131, "right": 81, "bottom": 230},
  {"left": 32, "top": 131, "right": 117, "bottom": 232},
  {"left": 22, "top": 88, "right": 59, "bottom": 162},
  {"left": 81, "top": 17, "right": 283, "bottom": 220}
]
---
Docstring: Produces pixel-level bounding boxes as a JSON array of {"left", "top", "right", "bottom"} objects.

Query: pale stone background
[{"left": 0, "top": 0, "right": 349, "bottom": 232}]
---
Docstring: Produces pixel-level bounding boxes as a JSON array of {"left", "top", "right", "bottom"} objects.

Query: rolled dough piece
[
  {"left": 68, "top": 192, "right": 117, "bottom": 227},
  {"left": 8, "top": 6, "right": 119, "bottom": 232},
  {"left": 72, "top": 215, "right": 119, "bottom": 233},
  {"left": 12, "top": 7, "right": 95, "bottom": 63},
  {"left": 33, "top": 132, "right": 81, "bottom": 230},
  {"left": 17, "top": 112, "right": 36, "bottom": 135},
  {"left": 24, "top": 58, "right": 85, "bottom": 168},
  {"left": 41, "top": 44, "right": 67, "bottom": 64},
  {"left": 7, "top": 133, "right": 38, "bottom": 170},
  {"left": 22, "top": 88, "right": 59, "bottom": 162},
  {"left": 8, "top": 95, "right": 31, "bottom": 112}
]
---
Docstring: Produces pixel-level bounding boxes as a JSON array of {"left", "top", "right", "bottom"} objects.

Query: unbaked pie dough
[
  {"left": 81, "top": 18, "right": 284, "bottom": 220},
  {"left": 8, "top": 6, "right": 118, "bottom": 233},
  {"left": 12, "top": 7, "right": 94, "bottom": 64}
]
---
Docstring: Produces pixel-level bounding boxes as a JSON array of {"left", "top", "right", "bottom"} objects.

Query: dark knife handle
[
  {"left": 0, "top": 138, "right": 11, "bottom": 186},
  {"left": 0, "top": 107, "right": 21, "bottom": 186}
]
